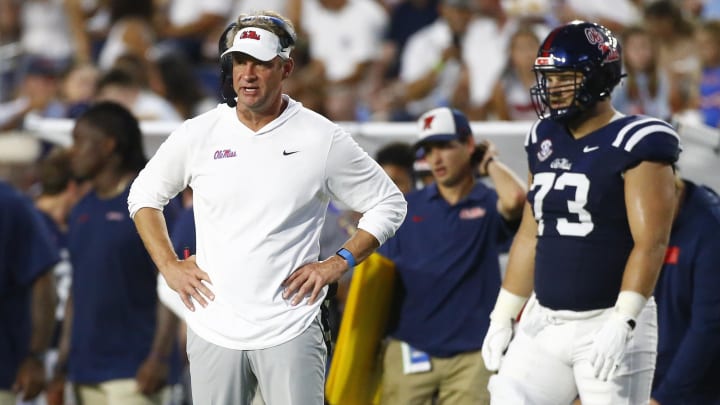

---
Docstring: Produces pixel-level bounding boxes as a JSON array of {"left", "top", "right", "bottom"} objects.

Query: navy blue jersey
[
  {"left": 379, "top": 182, "right": 513, "bottom": 357},
  {"left": 0, "top": 182, "right": 60, "bottom": 389},
  {"left": 525, "top": 115, "right": 680, "bottom": 311},
  {"left": 652, "top": 181, "right": 720, "bottom": 404},
  {"left": 67, "top": 183, "right": 180, "bottom": 384}
]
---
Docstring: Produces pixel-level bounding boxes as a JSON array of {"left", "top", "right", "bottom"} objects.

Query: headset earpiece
[{"left": 218, "top": 22, "right": 238, "bottom": 107}]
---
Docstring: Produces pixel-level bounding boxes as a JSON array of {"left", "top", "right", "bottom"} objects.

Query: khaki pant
[
  {"left": 381, "top": 339, "right": 491, "bottom": 405},
  {"left": 0, "top": 390, "right": 14, "bottom": 405},
  {"left": 74, "top": 379, "right": 167, "bottom": 405}
]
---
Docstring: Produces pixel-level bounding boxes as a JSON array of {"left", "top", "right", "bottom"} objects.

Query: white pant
[{"left": 489, "top": 296, "right": 657, "bottom": 405}]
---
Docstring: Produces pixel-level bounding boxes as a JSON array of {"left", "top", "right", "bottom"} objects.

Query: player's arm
[
  {"left": 132, "top": 207, "right": 213, "bottom": 311},
  {"left": 500, "top": 173, "right": 537, "bottom": 297},
  {"left": 136, "top": 303, "right": 180, "bottom": 395},
  {"left": 589, "top": 160, "right": 676, "bottom": 381},
  {"left": 622, "top": 161, "right": 676, "bottom": 298},
  {"left": 14, "top": 270, "right": 56, "bottom": 400}
]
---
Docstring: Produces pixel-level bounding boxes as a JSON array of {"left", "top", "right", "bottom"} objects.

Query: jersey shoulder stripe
[
  {"left": 524, "top": 120, "right": 541, "bottom": 147},
  {"left": 611, "top": 116, "right": 678, "bottom": 153}
]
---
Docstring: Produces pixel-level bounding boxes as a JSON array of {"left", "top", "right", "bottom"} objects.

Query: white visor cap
[{"left": 221, "top": 27, "right": 290, "bottom": 62}]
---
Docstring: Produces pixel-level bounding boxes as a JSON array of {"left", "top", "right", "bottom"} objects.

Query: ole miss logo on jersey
[{"left": 240, "top": 30, "right": 261, "bottom": 40}]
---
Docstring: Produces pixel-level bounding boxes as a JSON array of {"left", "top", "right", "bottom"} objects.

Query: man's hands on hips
[
  {"left": 589, "top": 311, "right": 634, "bottom": 381},
  {"left": 282, "top": 255, "right": 348, "bottom": 305},
  {"left": 482, "top": 318, "right": 513, "bottom": 371},
  {"left": 163, "top": 255, "right": 214, "bottom": 312}
]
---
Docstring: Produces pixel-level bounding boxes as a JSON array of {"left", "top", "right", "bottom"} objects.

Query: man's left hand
[
  {"left": 13, "top": 356, "right": 45, "bottom": 400},
  {"left": 282, "top": 256, "right": 347, "bottom": 305}
]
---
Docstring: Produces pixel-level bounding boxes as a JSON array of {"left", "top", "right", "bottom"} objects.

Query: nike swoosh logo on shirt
[
  {"left": 283, "top": 150, "right": 299, "bottom": 156},
  {"left": 583, "top": 145, "right": 600, "bottom": 153}
]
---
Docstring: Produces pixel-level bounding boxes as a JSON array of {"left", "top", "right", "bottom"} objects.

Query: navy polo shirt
[
  {"left": 67, "top": 184, "right": 181, "bottom": 384},
  {"left": 0, "top": 182, "right": 60, "bottom": 389},
  {"left": 379, "top": 182, "right": 512, "bottom": 357},
  {"left": 652, "top": 181, "right": 720, "bottom": 404}
]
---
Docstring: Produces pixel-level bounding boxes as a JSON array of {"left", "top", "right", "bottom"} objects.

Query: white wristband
[
  {"left": 490, "top": 288, "right": 529, "bottom": 322},
  {"left": 614, "top": 290, "right": 647, "bottom": 319}
]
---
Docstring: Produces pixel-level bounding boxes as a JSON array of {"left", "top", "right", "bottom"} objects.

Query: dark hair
[
  {"left": 109, "top": 0, "right": 154, "bottom": 23},
  {"left": 376, "top": 142, "right": 415, "bottom": 171},
  {"left": 76, "top": 101, "right": 147, "bottom": 173},
  {"left": 38, "top": 147, "right": 73, "bottom": 195},
  {"left": 95, "top": 68, "right": 140, "bottom": 94},
  {"left": 157, "top": 52, "right": 206, "bottom": 119},
  {"left": 644, "top": 0, "right": 695, "bottom": 36}
]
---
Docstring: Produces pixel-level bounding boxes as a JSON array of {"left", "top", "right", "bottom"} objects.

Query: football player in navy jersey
[
  {"left": 47, "top": 102, "right": 181, "bottom": 405},
  {"left": 480, "top": 21, "right": 681, "bottom": 404}
]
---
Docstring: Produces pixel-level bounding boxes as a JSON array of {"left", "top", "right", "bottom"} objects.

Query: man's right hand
[
  {"left": 162, "top": 255, "right": 214, "bottom": 311},
  {"left": 482, "top": 318, "right": 513, "bottom": 371}
]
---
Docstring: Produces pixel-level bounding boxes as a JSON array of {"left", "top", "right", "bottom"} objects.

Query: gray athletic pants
[{"left": 186, "top": 316, "right": 327, "bottom": 405}]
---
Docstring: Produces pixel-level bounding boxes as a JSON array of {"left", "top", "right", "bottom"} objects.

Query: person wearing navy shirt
[
  {"left": 481, "top": 21, "right": 680, "bottom": 405},
  {"left": 46, "top": 102, "right": 180, "bottom": 405},
  {"left": 650, "top": 178, "right": 720, "bottom": 405},
  {"left": 0, "top": 180, "right": 59, "bottom": 405},
  {"left": 378, "top": 107, "right": 526, "bottom": 405}
]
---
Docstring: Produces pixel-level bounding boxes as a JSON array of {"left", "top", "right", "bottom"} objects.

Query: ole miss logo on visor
[{"left": 240, "top": 30, "right": 261, "bottom": 40}]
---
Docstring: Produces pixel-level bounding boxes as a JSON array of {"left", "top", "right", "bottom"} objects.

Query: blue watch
[{"left": 336, "top": 248, "right": 356, "bottom": 269}]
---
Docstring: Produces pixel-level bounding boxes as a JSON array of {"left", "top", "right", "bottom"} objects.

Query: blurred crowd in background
[{"left": 1, "top": 0, "right": 720, "bottom": 130}]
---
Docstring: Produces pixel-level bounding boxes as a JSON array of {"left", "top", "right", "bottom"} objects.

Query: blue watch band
[{"left": 336, "top": 248, "right": 356, "bottom": 269}]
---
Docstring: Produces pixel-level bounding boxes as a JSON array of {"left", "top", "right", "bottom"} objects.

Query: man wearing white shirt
[{"left": 128, "top": 11, "right": 406, "bottom": 405}]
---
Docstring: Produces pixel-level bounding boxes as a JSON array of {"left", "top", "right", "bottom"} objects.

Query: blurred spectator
[
  {"left": 485, "top": 26, "right": 540, "bottom": 121},
  {"left": 95, "top": 67, "right": 182, "bottom": 122},
  {"left": 393, "top": 0, "right": 475, "bottom": 120},
  {"left": 156, "top": 0, "right": 233, "bottom": 63},
  {"left": 373, "top": 0, "right": 439, "bottom": 87},
  {"left": 296, "top": 0, "right": 388, "bottom": 120},
  {"left": 375, "top": 142, "right": 416, "bottom": 194},
  {"left": 612, "top": 25, "right": 671, "bottom": 120},
  {"left": 0, "top": 57, "right": 62, "bottom": 131},
  {"left": 0, "top": 0, "right": 20, "bottom": 44},
  {"left": 378, "top": 107, "right": 525, "bottom": 404},
  {"left": 643, "top": 0, "right": 701, "bottom": 114},
  {"left": 34, "top": 148, "right": 89, "bottom": 405},
  {"left": 696, "top": 20, "right": 720, "bottom": 128},
  {"left": 97, "top": 0, "right": 156, "bottom": 71},
  {"left": 155, "top": 51, "right": 217, "bottom": 119},
  {"left": 462, "top": 0, "right": 547, "bottom": 120},
  {"left": 18, "top": 0, "right": 78, "bottom": 74},
  {"left": 651, "top": 178, "right": 720, "bottom": 404},
  {"left": 54, "top": 63, "right": 100, "bottom": 119},
  {"left": 47, "top": 102, "right": 180, "bottom": 405},
  {"left": 0, "top": 178, "right": 58, "bottom": 405},
  {"left": 553, "top": 0, "right": 641, "bottom": 32}
]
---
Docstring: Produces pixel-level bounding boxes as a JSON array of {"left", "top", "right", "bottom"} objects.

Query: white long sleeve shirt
[{"left": 128, "top": 96, "right": 406, "bottom": 350}]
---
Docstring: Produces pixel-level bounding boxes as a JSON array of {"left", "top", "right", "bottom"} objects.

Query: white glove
[
  {"left": 482, "top": 318, "right": 513, "bottom": 371},
  {"left": 589, "top": 311, "right": 635, "bottom": 381},
  {"left": 482, "top": 288, "right": 528, "bottom": 371}
]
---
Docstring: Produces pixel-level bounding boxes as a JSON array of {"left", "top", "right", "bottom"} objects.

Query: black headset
[{"left": 218, "top": 15, "right": 298, "bottom": 107}]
